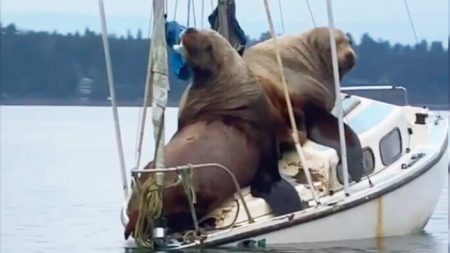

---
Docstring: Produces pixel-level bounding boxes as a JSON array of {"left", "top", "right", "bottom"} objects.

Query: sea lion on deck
[
  {"left": 243, "top": 27, "right": 364, "bottom": 182},
  {"left": 124, "top": 28, "right": 302, "bottom": 239}
]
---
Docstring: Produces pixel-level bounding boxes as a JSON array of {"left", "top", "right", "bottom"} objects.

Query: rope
[
  {"left": 262, "top": 0, "right": 320, "bottom": 205},
  {"left": 179, "top": 166, "right": 196, "bottom": 204},
  {"left": 185, "top": 0, "right": 198, "bottom": 27},
  {"left": 133, "top": 0, "right": 153, "bottom": 159},
  {"left": 133, "top": 166, "right": 199, "bottom": 247},
  {"left": 187, "top": 0, "right": 191, "bottom": 26},
  {"left": 403, "top": 0, "right": 419, "bottom": 44},
  {"left": 191, "top": 0, "right": 197, "bottom": 27},
  {"left": 133, "top": 175, "right": 163, "bottom": 248},
  {"left": 305, "top": 0, "right": 317, "bottom": 28},
  {"left": 215, "top": 199, "right": 240, "bottom": 230},
  {"left": 165, "top": 0, "right": 168, "bottom": 15},
  {"left": 277, "top": 0, "right": 286, "bottom": 34},
  {"left": 201, "top": 0, "right": 205, "bottom": 28},
  {"left": 179, "top": 166, "right": 201, "bottom": 235},
  {"left": 134, "top": 1, "right": 154, "bottom": 171},
  {"left": 173, "top": 0, "right": 178, "bottom": 20}
]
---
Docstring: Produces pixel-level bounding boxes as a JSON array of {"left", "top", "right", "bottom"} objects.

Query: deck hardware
[{"left": 407, "top": 128, "right": 413, "bottom": 135}]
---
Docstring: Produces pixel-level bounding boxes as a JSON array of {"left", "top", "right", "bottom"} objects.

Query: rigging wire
[
  {"left": 191, "top": 0, "right": 197, "bottom": 27},
  {"left": 201, "top": 0, "right": 205, "bottom": 28},
  {"left": 134, "top": 1, "right": 154, "bottom": 163},
  {"left": 165, "top": 0, "right": 168, "bottom": 15},
  {"left": 134, "top": 0, "right": 157, "bottom": 172},
  {"left": 305, "top": 0, "right": 317, "bottom": 28},
  {"left": 277, "top": 0, "right": 286, "bottom": 34},
  {"left": 187, "top": 0, "right": 191, "bottom": 26},
  {"left": 403, "top": 0, "right": 419, "bottom": 44},
  {"left": 173, "top": 0, "right": 178, "bottom": 20}
]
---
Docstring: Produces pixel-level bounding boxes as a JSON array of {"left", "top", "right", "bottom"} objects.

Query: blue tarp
[{"left": 165, "top": 21, "right": 192, "bottom": 81}]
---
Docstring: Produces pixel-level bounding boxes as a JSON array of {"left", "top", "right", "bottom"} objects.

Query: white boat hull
[
  {"left": 123, "top": 96, "right": 448, "bottom": 251},
  {"left": 223, "top": 147, "right": 448, "bottom": 247}
]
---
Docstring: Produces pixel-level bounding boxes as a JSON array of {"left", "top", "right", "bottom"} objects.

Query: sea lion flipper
[
  {"left": 303, "top": 104, "right": 364, "bottom": 182},
  {"left": 250, "top": 135, "right": 303, "bottom": 216},
  {"left": 251, "top": 177, "right": 303, "bottom": 216}
]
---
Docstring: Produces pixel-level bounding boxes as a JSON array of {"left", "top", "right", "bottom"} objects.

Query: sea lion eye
[{"left": 205, "top": 44, "right": 213, "bottom": 52}]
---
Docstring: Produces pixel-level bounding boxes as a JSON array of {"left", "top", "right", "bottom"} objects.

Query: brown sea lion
[
  {"left": 243, "top": 27, "right": 364, "bottom": 182},
  {"left": 124, "top": 28, "right": 302, "bottom": 239}
]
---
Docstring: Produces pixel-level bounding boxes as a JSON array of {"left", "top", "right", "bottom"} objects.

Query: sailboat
[{"left": 97, "top": 0, "right": 448, "bottom": 250}]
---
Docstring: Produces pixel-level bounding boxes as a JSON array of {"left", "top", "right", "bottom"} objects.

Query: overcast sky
[{"left": 2, "top": 0, "right": 448, "bottom": 47}]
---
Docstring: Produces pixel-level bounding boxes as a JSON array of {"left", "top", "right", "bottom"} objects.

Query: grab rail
[
  {"left": 341, "top": 85, "right": 409, "bottom": 106},
  {"left": 131, "top": 163, "right": 256, "bottom": 230}
]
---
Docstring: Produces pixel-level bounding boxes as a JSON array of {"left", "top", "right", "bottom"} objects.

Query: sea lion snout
[
  {"left": 184, "top": 27, "right": 198, "bottom": 34},
  {"left": 340, "top": 49, "right": 356, "bottom": 70},
  {"left": 181, "top": 28, "right": 203, "bottom": 52}
]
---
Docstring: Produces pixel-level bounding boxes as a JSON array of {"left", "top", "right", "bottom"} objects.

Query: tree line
[{"left": 1, "top": 23, "right": 448, "bottom": 107}]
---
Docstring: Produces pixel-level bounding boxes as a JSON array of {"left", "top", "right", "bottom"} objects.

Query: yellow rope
[
  {"left": 179, "top": 166, "right": 196, "bottom": 204},
  {"left": 133, "top": 175, "right": 163, "bottom": 248},
  {"left": 132, "top": 167, "right": 197, "bottom": 248}
]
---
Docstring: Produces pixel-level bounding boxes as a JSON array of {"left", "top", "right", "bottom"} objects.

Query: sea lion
[
  {"left": 124, "top": 28, "right": 302, "bottom": 239},
  {"left": 243, "top": 27, "right": 364, "bottom": 182}
]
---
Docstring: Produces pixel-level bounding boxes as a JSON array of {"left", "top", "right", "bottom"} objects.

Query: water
[{"left": 0, "top": 106, "right": 448, "bottom": 253}]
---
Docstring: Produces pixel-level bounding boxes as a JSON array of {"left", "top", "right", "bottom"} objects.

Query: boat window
[
  {"left": 362, "top": 148, "right": 375, "bottom": 176},
  {"left": 379, "top": 128, "right": 402, "bottom": 166},
  {"left": 336, "top": 148, "right": 375, "bottom": 184}
]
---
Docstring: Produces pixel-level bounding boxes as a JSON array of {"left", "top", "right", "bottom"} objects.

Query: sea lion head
[
  {"left": 180, "top": 27, "right": 243, "bottom": 81},
  {"left": 307, "top": 27, "right": 357, "bottom": 77}
]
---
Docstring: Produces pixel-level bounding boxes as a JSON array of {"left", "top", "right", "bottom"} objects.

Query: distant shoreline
[
  {"left": 0, "top": 98, "right": 180, "bottom": 108},
  {"left": 1, "top": 98, "right": 448, "bottom": 110}
]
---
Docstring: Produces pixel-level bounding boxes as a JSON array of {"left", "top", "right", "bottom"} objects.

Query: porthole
[
  {"left": 336, "top": 147, "right": 375, "bottom": 185},
  {"left": 379, "top": 127, "right": 403, "bottom": 166},
  {"left": 362, "top": 147, "right": 375, "bottom": 176}
]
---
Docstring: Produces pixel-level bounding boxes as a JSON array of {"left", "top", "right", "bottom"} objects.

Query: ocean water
[{"left": 0, "top": 106, "right": 448, "bottom": 253}]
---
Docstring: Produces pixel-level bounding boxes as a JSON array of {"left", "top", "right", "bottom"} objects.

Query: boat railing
[
  {"left": 130, "top": 163, "right": 256, "bottom": 233},
  {"left": 341, "top": 85, "right": 409, "bottom": 106}
]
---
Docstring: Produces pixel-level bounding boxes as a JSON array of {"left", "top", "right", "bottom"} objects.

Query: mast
[{"left": 97, "top": 0, "right": 129, "bottom": 200}]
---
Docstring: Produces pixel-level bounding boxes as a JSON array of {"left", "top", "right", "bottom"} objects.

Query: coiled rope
[
  {"left": 133, "top": 175, "right": 163, "bottom": 248},
  {"left": 133, "top": 166, "right": 197, "bottom": 247}
]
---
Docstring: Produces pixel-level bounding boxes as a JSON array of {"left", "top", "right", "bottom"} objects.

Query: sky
[{"left": 1, "top": 0, "right": 448, "bottom": 47}]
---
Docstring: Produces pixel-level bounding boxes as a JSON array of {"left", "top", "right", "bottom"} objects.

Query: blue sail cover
[{"left": 165, "top": 21, "right": 192, "bottom": 81}]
